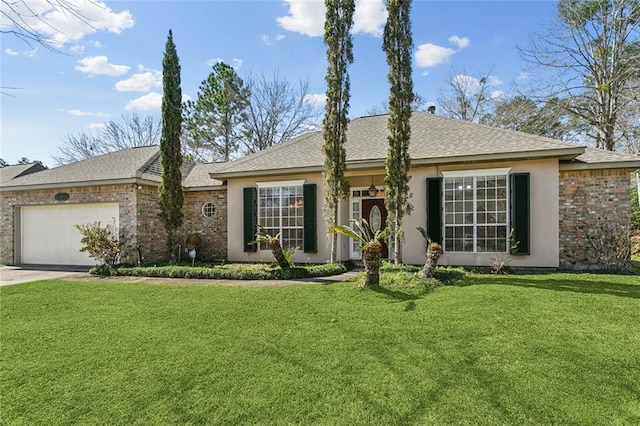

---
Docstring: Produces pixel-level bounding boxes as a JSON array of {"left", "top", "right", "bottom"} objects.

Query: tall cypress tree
[
  {"left": 159, "top": 29, "right": 184, "bottom": 261},
  {"left": 322, "top": 0, "right": 355, "bottom": 263},
  {"left": 383, "top": 0, "right": 414, "bottom": 264}
]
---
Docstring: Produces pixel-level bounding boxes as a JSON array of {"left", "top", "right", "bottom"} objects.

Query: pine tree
[
  {"left": 182, "top": 62, "right": 250, "bottom": 162},
  {"left": 322, "top": 0, "right": 355, "bottom": 263},
  {"left": 159, "top": 29, "right": 184, "bottom": 261},
  {"left": 383, "top": 0, "right": 414, "bottom": 264}
]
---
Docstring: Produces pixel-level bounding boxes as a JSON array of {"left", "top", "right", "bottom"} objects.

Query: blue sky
[{"left": 1, "top": 0, "right": 558, "bottom": 166}]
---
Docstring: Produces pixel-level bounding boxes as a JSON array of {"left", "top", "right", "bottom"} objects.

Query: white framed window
[
  {"left": 201, "top": 202, "right": 216, "bottom": 218},
  {"left": 257, "top": 181, "right": 304, "bottom": 250},
  {"left": 442, "top": 169, "right": 509, "bottom": 253}
]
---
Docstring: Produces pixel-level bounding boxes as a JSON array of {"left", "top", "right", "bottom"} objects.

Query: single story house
[{"left": 2, "top": 112, "right": 638, "bottom": 269}]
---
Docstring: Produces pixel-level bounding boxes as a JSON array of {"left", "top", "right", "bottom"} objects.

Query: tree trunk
[
  {"left": 330, "top": 209, "right": 338, "bottom": 263},
  {"left": 269, "top": 240, "right": 290, "bottom": 269},
  {"left": 363, "top": 241, "right": 382, "bottom": 287},
  {"left": 394, "top": 226, "right": 402, "bottom": 264},
  {"left": 422, "top": 242, "right": 443, "bottom": 278}
]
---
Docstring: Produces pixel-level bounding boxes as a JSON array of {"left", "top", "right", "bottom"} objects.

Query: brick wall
[
  {"left": 0, "top": 184, "right": 138, "bottom": 265},
  {"left": 178, "top": 190, "right": 228, "bottom": 262},
  {"left": 134, "top": 185, "right": 166, "bottom": 263},
  {"left": 0, "top": 184, "right": 228, "bottom": 265},
  {"left": 558, "top": 168, "right": 632, "bottom": 269}
]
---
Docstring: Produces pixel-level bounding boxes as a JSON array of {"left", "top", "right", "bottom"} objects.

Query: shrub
[
  {"left": 75, "top": 220, "right": 132, "bottom": 272},
  {"left": 585, "top": 215, "right": 632, "bottom": 272},
  {"left": 631, "top": 182, "right": 640, "bottom": 231},
  {"left": 108, "top": 262, "right": 351, "bottom": 281}
]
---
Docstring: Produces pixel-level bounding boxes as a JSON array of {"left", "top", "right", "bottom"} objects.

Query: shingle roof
[
  {"left": 211, "top": 112, "right": 589, "bottom": 178},
  {"left": 561, "top": 147, "right": 640, "bottom": 170},
  {"left": 1, "top": 146, "right": 161, "bottom": 189},
  {"left": 0, "top": 163, "right": 47, "bottom": 183},
  {"left": 182, "top": 162, "right": 226, "bottom": 189},
  {"left": 0, "top": 146, "right": 224, "bottom": 191}
]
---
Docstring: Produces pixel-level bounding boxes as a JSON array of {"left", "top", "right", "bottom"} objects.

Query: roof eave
[
  {"left": 184, "top": 184, "right": 227, "bottom": 192},
  {"left": 210, "top": 166, "right": 325, "bottom": 179},
  {"left": 210, "top": 147, "right": 586, "bottom": 179},
  {"left": 0, "top": 177, "right": 161, "bottom": 192},
  {"left": 559, "top": 161, "right": 640, "bottom": 171}
]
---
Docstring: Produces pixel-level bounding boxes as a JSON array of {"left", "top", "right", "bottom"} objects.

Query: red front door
[{"left": 361, "top": 198, "right": 388, "bottom": 258}]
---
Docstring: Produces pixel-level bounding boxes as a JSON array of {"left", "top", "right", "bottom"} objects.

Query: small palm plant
[
  {"left": 333, "top": 219, "right": 387, "bottom": 287},
  {"left": 254, "top": 225, "right": 291, "bottom": 269},
  {"left": 417, "top": 227, "right": 443, "bottom": 278}
]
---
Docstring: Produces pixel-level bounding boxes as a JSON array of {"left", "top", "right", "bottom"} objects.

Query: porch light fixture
[{"left": 367, "top": 177, "right": 377, "bottom": 197}]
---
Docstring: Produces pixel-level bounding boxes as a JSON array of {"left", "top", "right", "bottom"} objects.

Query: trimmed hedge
[{"left": 93, "top": 262, "right": 350, "bottom": 280}]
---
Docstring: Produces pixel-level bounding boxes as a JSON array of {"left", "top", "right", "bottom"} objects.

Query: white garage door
[{"left": 21, "top": 203, "right": 119, "bottom": 266}]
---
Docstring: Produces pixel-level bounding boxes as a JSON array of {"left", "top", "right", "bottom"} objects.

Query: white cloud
[
  {"left": 303, "top": 93, "right": 326, "bottom": 107},
  {"left": 276, "top": 0, "right": 325, "bottom": 37},
  {"left": 421, "top": 71, "right": 429, "bottom": 77},
  {"left": 125, "top": 92, "right": 162, "bottom": 111},
  {"left": 75, "top": 56, "right": 130, "bottom": 76},
  {"left": 516, "top": 72, "right": 530, "bottom": 81},
  {"left": 207, "top": 58, "right": 223, "bottom": 67},
  {"left": 70, "top": 45, "right": 85, "bottom": 53},
  {"left": 231, "top": 58, "right": 243, "bottom": 70},
  {"left": 262, "top": 34, "right": 286, "bottom": 46},
  {"left": 206, "top": 57, "right": 242, "bottom": 70},
  {"left": 415, "top": 43, "right": 455, "bottom": 68},
  {"left": 115, "top": 66, "right": 161, "bottom": 92},
  {"left": 487, "top": 76, "right": 503, "bottom": 87},
  {"left": 4, "top": 48, "right": 18, "bottom": 56},
  {"left": 88, "top": 122, "right": 107, "bottom": 129},
  {"left": 490, "top": 90, "right": 506, "bottom": 100},
  {"left": 352, "top": 0, "right": 387, "bottom": 37},
  {"left": 23, "top": 48, "right": 38, "bottom": 58},
  {"left": 0, "top": 0, "right": 135, "bottom": 46},
  {"left": 93, "top": 41, "right": 104, "bottom": 48},
  {"left": 55, "top": 108, "right": 110, "bottom": 118},
  {"left": 451, "top": 74, "right": 503, "bottom": 95},
  {"left": 448, "top": 35, "right": 470, "bottom": 49},
  {"left": 126, "top": 93, "right": 191, "bottom": 111},
  {"left": 277, "top": 0, "right": 386, "bottom": 37}
]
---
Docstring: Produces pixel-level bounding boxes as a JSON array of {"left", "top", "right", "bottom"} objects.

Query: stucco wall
[
  {"left": 0, "top": 184, "right": 139, "bottom": 265},
  {"left": 401, "top": 158, "right": 560, "bottom": 267},
  {"left": 558, "top": 168, "right": 632, "bottom": 269},
  {"left": 226, "top": 173, "right": 330, "bottom": 264},
  {"left": 226, "top": 158, "right": 562, "bottom": 267}
]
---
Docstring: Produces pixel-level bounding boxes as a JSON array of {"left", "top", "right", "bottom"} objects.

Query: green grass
[{"left": 2, "top": 272, "right": 640, "bottom": 425}]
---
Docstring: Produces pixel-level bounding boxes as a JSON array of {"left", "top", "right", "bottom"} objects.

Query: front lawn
[{"left": 2, "top": 273, "right": 639, "bottom": 425}]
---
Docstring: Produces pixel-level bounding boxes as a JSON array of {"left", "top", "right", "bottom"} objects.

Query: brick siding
[
  {"left": 0, "top": 184, "right": 227, "bottom": 265},
  {"left": 558, "top": 169, "right": 632, "bottom": 269}
]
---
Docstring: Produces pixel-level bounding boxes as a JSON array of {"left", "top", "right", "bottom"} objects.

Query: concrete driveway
[{"left": 0, "top": 266, "right": 90, "bottom": 286}]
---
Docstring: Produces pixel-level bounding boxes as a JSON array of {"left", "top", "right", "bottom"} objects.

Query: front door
[{"left": 361, "top": 198, "right": 388, "bottom": 258}]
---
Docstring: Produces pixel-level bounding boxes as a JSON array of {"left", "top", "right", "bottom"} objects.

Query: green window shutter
[
  {"left": 426, "top": 178, "right": 443, "bottom": 244},
  {"left": 243, "top": 187, "right": 257, "bottom": 252},
  {"left": 510, "top": 173, "right": 530, "bottom": 255},
  {"left": 303, "top": 184, "right": 317, "bottom": 253}
]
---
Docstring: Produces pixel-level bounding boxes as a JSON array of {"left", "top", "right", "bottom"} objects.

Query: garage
[{"left": 20, "top": 203, "right": 119, "bottom": 266}]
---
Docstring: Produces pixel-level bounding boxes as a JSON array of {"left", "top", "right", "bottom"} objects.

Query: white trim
[
  {"left": 441, "top": 168, "right": 511, "bottom": 178},
  {"left": 256, "top": 180, "right": 305, "bottom": 188},
  {"left": 442, "top": 174, "right": 510, "bottom": 253},
  {"left": 201, "top": 202, "right": 216, "bottom": 218}
]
